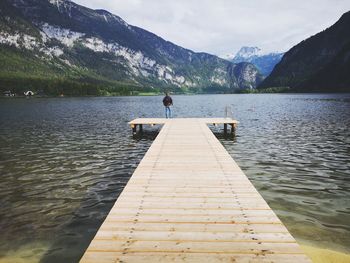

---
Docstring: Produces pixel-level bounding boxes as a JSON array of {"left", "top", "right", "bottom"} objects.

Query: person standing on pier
[{"left": 163, "top": 92, "right": 173, "bottom": 118}]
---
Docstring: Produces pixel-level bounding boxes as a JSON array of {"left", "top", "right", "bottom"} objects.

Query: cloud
[{"left": 73, "top": 0, "right": 350, "bottom": 56}]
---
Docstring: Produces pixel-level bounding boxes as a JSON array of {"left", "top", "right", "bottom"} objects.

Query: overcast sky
[{"left": 73, "top": 0, "right": 350, "bottom": 57}]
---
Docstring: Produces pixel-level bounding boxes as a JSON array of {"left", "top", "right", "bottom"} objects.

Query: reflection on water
[
  {"left": 0, "top": 94, "right": 349, "bottom": 262},
  {"left": 132, "top": 130, "right": 161, "bottom": 142}
]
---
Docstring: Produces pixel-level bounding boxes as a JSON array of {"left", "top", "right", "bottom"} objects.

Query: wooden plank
[
  {"left": 114, "top": 198, "right": 269, "bottom": 206},
  {"left": 99, "top": 222, "right": 291, "bottom": 233},
  {"left": 94, "top": 231, "right": 296, "bottom": 242},
  {"left": 103, "top": 214, "right": 282, "bottom": 224},
  {"left": 119, "top": 192, "right": 261, "bottom": 198},
  {"left": 85, "top": 239, "right": 303, "bottom": 253},
  {"left": 81, "top": 252, "right": 309, "bottom": 263},
  {"left": 107, "top": 208, "right": 276, "bottom": 216},
  {"left": 112, "top": 202, "right": 271, "bottom": 210},
  {"left": 80, "top": 118, "right": 310, "bottom": 262}
]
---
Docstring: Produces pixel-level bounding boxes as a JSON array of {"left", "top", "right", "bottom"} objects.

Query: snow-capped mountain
[
  {"left": 0, "top": 0, "right": 263, "bottom": 95},
  {"left": 231, "top": 47, "right": 284, "bottom": 76},
  {"left": 232, "top": 47, "right": 263, "bottom": 60}
]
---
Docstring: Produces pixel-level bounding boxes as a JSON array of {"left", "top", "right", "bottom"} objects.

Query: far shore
[{"left": 1, "top": 91, "right": 350, "bottom": 99}]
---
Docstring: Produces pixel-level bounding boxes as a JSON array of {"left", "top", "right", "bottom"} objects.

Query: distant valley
[{"left": 226, "top": 46, "right": 284, "bottom": 77}]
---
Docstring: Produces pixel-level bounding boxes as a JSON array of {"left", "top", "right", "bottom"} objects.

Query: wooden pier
[{"left": 80, "top": 118, "right": 310, "bottom": 263}]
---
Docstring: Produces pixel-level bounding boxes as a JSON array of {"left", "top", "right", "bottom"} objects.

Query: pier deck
[
  {"left": 80, "top": 118, "right": 310, "bottom": 263},
  {"left": 128, "top": 118, "right": 238, "bottom": 134}
]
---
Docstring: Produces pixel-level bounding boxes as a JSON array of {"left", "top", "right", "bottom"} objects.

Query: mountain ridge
[
  {"left": 259, "top": 11, "right": 350, "bottom": 92},
  {"left": 0, "top": 0, "right": 263, "bottom": 96}
]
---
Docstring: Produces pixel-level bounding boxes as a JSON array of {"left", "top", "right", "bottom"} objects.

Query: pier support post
[
  {"left": 131, "top": 124, "right": 136, "bottom": 133},
  {"left": 231, "top": 123, "right": 236, "bottom": 135},
  {"left": 139, "top": 124, "right": 143, "bottom": 133},
  {"left": 224, "top": 124, "right": 228, "bottom": 134}
]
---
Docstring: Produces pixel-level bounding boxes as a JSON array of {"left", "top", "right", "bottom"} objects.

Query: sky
[{"left": 73, "top": 0, "right": 350, "bottom": 57}]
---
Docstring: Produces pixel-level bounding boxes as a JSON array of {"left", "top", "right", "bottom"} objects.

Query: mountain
[
  {"left": 259, "top": 11, "right": 350, "bottom": 92},
  {"left": 227, "top": 62, "right": 264, "bottom": 90},
  {"left": 0, "top": 0, "right": 263, "bottom": 96},
  {"left": 232, "top": 47, "right": 262, "bottom": 61},
  {"left": 231, "top": 47, "right": 284, "bottom": 76}
]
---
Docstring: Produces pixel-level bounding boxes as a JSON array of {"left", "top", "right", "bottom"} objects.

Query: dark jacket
[{"left": 163, "top": 95, "right": 173, "bottom": 106}]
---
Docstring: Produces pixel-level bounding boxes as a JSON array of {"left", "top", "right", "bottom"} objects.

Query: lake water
[{"left": 0, "top": 94, "right": 349, "bottom": 262}]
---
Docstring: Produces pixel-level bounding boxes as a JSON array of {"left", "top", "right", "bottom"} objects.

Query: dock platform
[
  {"left": 80, "top": 118, "right": 310, "bottom": 263},
  {"left": 128, "top": 118, "right": 238, "bottom": 134}
]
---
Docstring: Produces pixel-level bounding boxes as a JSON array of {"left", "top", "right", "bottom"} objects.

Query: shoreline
[
  {"left": 1, "top": 91, "right": 350, "bottom": 99},
  {"left": 300, "top": 244, "right": 350, "bottom": 263}
]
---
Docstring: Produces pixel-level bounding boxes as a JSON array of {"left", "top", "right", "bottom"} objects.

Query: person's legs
[
  {"left": 165, "top": 106, "right": 170, "bottom": 118},
  {"left": 169, "top": 106, "right": 172, "bottom": 118}
]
